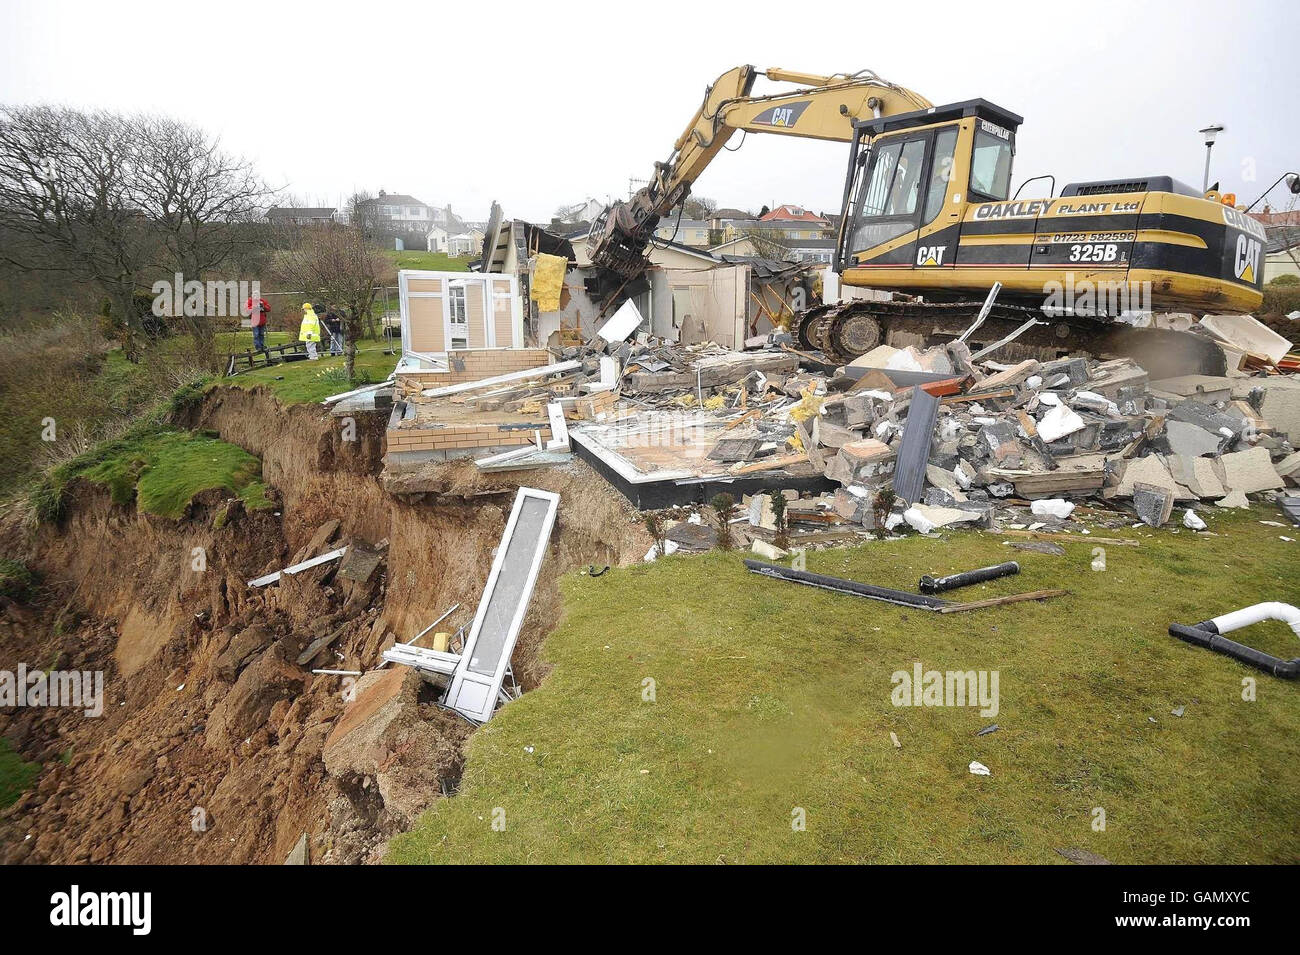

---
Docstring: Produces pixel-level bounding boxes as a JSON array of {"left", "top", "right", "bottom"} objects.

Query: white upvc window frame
[{"left": 443, "top": 487, "right": 558, "bottom": 723}]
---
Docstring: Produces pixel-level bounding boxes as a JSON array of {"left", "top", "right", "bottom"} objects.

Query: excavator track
[{"left": 791, "top": 299, "right": 1227, "bottom": 379}]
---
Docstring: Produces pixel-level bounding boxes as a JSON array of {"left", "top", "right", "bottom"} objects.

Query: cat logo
[
  {"left": 751, "top": 100, "right": 811, "bottom": 128},
  {"left": 917, "top": 245, "right": 947, "bottom": 266},
  {"left": 1233, "top": 233, "right": 1261, "bottom": 284}
]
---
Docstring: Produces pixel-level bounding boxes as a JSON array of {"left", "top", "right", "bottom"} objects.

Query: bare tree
[
  {"left": 132, "top": 114, "right": 273, "bottom": 362},
  {"left": 0, "top": 105, "right": 157, "bottom": 358},
  {"left": 0, "top": 104, "right": 273, "bottom": 363},
  {"left": 683, "top": 195, "right": 717, "bottom": 220},
  {"left": 347, "top": 191, "right": 383, "bottom": 241},
  {"left": 737, "top": 229, "right": 793, "bottom": 261},
  {"left": 274, "top": 225, "right": 384, "bottom": 382}
]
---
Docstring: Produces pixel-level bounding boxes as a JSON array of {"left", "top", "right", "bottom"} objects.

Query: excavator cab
[{"left": 836, "top": 100, "right": 1024, "bottom": 277}]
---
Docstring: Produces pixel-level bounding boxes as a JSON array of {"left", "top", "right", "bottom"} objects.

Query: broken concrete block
[
  {"left": 1276, "top": 451, "right": 1300, "bottom": 486},
  {"left": 977, "top": 420, "right": 1023, "bottom": 466},
  {"left": 1041, "top": 357, "right": 1090, "bottom": 387},
  {"left": 832, "top": 438, "right": 897, "bottom": 487},
  {"left": 751, "top": 539, "right": 788, "bottom": 560},
  {"left": 285, "top": 833, "right": 309, "bottom": 865},
  {"left": 1216, "top": 447, "right": 1285, "bottom": 494},
  {"left": 925, "top": 464, "right": 966, "bottom": 500},
  {"left": 1149, "top": 375, "right": 1234, "bottom": 404},
  {"left": 903, "top": 504, "right": 984, "bottom": 532},
  {"left": 1133, "top": 482, "right": 1174, "bottom": 527},
  {"left": 1164, "top": 419, "right": 1227, "bottom": 457},
  {"left": 1215, "top": 488, "right": 1250, "bottom": 509},
  {"left": 1199, "top": 314, "right": 1293, "bottom": 365},
  {"left": 979, "top": 359, "right": 1041, "bottom": 390},
  {"left": 833, "top": 487, "right": 872, "bottom": 524},
  {"left": 1038, "top": 404, "right": 1085, "bottom": 443},
  {"left": 1087, "top": 360, "right": 1149, "bottom": 401},
  {"left": 1165, "top": 454, "right": 1226, "bottom": 499},
  {"left": 1071, "top": 390, "right": 1118, "bottom": 415},
  {"left": 815, "top": 420, "right": 859, "bottom": 449},
  {"left": 747, "top": 493, "right": 778, "bottom": 530},
  {"left": 1235, "top": 377, "right": 1300, "bottom": 443},
  {"left": 1169, "top": 399, "right": 1244, "bottom": 439},
  {"left": 848, "top": 344, "right": 900, "bottom": 369}
]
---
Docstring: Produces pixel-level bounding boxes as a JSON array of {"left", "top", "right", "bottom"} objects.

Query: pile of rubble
[{"left": 573, "top": 311, "right": 1300, "bottom": 541}]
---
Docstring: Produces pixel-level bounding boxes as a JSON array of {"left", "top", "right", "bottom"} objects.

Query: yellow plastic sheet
[{"left": 530, "top": 253, "right": 567, "bottom": 312}]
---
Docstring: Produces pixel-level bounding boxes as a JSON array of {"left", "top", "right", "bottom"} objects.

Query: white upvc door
[
  {"left": 445, "top": 281, "right": 470, "bottom": 349},
  {"left": 444, "top": 487, "right": 559, "bottom": 723}
]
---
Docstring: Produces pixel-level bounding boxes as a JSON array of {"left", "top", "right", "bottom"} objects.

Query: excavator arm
[{"left": 588, "top": 65, "right": 931, "bottom": 282}]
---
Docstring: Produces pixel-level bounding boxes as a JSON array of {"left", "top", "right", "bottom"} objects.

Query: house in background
[
  {"left": 425, "top": 224, "right": 449, "bottom": 253},
  {"left": 1265, "top": 231, "right": 1300, "bottom": 282},
  {"left": 651, "top": 218, "right": 713, "bottom": 247},
  {"left": 447, "top": 229, "right": 485, "bottom": 256},
  {"left": 357, "top": 193, "right": 480, "bottom": 249},
  {"left": 757, "top": 204, "right": 832, "bottom": 242},
  {"left": 265, "top": 206, "right": 337, "bottom": 226},
  {"left": 554, "top": 197, "right": 607, "bottom": 224}
]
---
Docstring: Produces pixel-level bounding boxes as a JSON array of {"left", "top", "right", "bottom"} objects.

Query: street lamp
[{"left": 1198, "top": 124, "right": 1225, "bottom": 193}]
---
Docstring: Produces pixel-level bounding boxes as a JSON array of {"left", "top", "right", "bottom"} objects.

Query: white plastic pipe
[{"left": 1210, "top": 603, "right": 1300, "bottom": 637}]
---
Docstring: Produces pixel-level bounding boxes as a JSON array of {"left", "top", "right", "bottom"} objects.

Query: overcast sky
[{"left": 2, "top": 0, "right": 1297, "bottom": 223}]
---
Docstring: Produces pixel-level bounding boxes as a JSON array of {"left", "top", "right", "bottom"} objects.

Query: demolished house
[{"left": 380, "top": 283, "right": 1299, "bottom": 539}]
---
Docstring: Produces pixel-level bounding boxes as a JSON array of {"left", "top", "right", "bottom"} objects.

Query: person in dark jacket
[{"left": 322, "top": 307, "right": 344, "bottom": 356}]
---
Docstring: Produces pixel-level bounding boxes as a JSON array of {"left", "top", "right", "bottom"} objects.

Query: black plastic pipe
[
  {"left": 920, "top": 561, "right": 1020, "bottom": 594},
  {"left": 1168, "top": 622, "right": 1300, "bottom": 679},
  {"left": 743, "top": 559, "right": 948, "bottom": 610}
]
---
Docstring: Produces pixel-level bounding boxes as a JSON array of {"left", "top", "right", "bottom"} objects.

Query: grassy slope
[
  {"left": 385, "top": 250, "right": 472, "bottom": 273},
  {"left": 222, "top": 338, "right": 400, "bottom": 404},
  {"left": 0, "top": 738, "right": 39, "bottom": 810},
  {"left": 46, "top": 428, "right": 270, "bottom": 520},
  {"left": 389, "top": 507, "right": 1300, "bottom": 864}
]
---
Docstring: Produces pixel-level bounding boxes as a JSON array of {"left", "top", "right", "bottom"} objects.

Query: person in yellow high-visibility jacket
[{"left": 299, "top": 302, "right": 321, "bottom": 360}]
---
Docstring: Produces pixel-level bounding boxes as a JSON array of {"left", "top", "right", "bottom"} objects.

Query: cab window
[
  {"left": 970, "top": 128, "right": 1013, "bottom": 200},
  {"left": 885, "top": 139, "right": 927, "bottom": 216},
  {"left": 922, "top": 126, "right": 958, "bottom": 222},
  {"left": 859, "top": 141, "right": 902, "bottom": 217}
]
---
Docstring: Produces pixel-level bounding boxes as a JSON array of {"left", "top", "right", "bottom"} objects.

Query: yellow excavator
[{"left": 588, "top": 66, "right": 1268, "bottom": 374}]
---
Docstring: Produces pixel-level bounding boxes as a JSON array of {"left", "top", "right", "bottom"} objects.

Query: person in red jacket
[{"left": 245, "top": 295, "right": 271, "bottom": 352}]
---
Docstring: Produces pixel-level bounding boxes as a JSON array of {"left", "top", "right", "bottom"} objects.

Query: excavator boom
[{"left": 588, "top": 65, "right": 930, "bottom": 282}]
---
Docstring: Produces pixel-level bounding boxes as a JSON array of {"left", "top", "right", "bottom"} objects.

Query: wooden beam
[
  {"left": 939, "top": 589, "right": 1071, "bottom": 613},
  {"left": 729, "top": 451, "right": 809, "bottom": 475},
  {"left": 990, "top": 529, "right": 1139, "bottom": 547}
]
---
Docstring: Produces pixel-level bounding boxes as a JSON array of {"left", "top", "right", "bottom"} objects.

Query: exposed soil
[{"left": 0, "top": 384, "right": 650, "bottom": 864}]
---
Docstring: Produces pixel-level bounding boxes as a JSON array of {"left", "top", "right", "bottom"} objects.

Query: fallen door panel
[{"left": 445, "top": 487, "right": 559, "bottom": 722}]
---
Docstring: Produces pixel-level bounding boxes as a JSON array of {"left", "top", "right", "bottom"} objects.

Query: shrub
[
  {"left": 710, "top": 493, "right": 737, "bottom": 550},
  {"left": 0, "top": 558, "right": 37, "bottom": 601}
]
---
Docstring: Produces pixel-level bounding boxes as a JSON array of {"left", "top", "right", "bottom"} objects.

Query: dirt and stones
[{"left": 0, "top": 384, "right": 649, "bottom": 864}]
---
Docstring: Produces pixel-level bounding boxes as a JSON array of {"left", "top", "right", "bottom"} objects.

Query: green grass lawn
[
  {"left": 388, "top": 507, "right": 1300, "bottom": 864},
  {"left": 35, "top": 427, "right": 271, "bottom": 522},
  {"left": 222, "top": 338, "right": 399, "bottom": 404},
  {"left": 0, "top": 738, "right": 39, "bottom": 810},
  {"left": 386, "top": 249, "right": 473, "bottom": 272}
]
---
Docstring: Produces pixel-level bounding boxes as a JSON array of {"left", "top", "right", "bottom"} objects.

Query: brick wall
[
  {"left": 399, "top": 348, "right": 552, "bottom": 393},
  {"left": 386, "top": 422, "right": 554, "bottom": 453}
]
